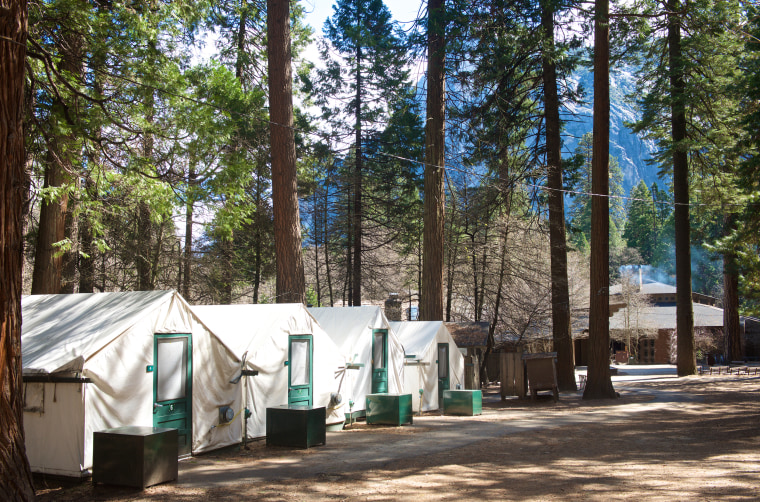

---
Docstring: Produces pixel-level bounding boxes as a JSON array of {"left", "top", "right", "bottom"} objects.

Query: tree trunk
[
  {"left": 476, "top": 226, "right": 489, "bottom": 321},
  {"left": 136, "top": 201, "right": 153, "bottom": 290},
  {"left": 481, "top": 219, "right": 510, "bottom": 386},
  {"left": 60, "top": 179, "right": 80, "bottom": 294},
  {"left": 470, "top": 230, "right": 479, "bottom": 321},
  {"left": 183, "top": 166, "right": 194, "bottom": 299},
  {"left": 31, "top": 150, "right": 68, "bottom": 294},
  {"left": 221, "top": 233, "right": 234, "bottom": 304},
  {"left": 346, "top": 181, "right": 353, "bottom": 306},
  {"left": 668, "top": 0, "right": 696, "bottom": 376},
  {"left": 150, "top": 219, "right": 165, "bottom": 290},
  {"left": 253, "top": 162, "right": 265, "bottom": 304},
  {"left": 542, "top": 2, "right": 575, "bottom": 392},
  {"left": 31, "top": 24, "right": 83, "bottom": 295},
  {"left": 79, "top": 37, "right": 107, "bottom": 294},
  {"left": 313, "top": 192, "right": 321, "bottom": 306},
  {"left": 136, "top": 86, "right": 155, "bottom": 291},
  {"left": 584, "top": 0, "right": 616, "bottom": 399},
  {"left": 78, "top": 176, "right": 95, "bottom": 293},
  {"left": 723, "top": 214, "right": 741, "bottom": 361},
  {"left": 267, "top": 0, "right": 305, "bottom": 304},
  {"left": 324, "top": 180, "right": 334, "bottom": 306},
  {"left": 444, "top": 208, "right": 458, "bottom": 322},
  {"left": 420, "top": 0, "right": 445, "bottom": 321},
  {"left": 1, "top": 0, "right": 36, "bottom": 497},
  {"left": 352, "top": 48, "right": 363, "bottom": 307}
]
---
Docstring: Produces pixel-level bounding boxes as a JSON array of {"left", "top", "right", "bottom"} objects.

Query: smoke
[
  {"left": 690, "top": 245, "right": 723, "bottom": 297},
  {"left": 618, "top": 264, "right": 675, "bottom": 286},
  {"left": 619, "top": 245, "right": 723, "bottom": 297}
]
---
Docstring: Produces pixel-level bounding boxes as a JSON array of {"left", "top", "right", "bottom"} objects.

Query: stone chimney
[{"left": 384, "top": 293, "right": 402, "bottom": 321}]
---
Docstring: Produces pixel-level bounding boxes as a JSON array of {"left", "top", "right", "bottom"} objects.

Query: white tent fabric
[
  {"left": 192, "top": 304, "right": 348, "bottom": 438},
  {"left": 21, "top": 291, "right": 242, "bottom": 477},
  {"left": 308, "top": 306, "right": 404, "bottom": 413},
  {"left": 390, "top": 321, "right": 465, "bottom": 412}
]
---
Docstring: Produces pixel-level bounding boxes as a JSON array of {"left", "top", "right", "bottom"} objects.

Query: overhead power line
[{"left": 14, "top": 38, "right": 757, "bottom": 212}]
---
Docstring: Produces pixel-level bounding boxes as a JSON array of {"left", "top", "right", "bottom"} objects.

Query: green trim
[
  {"left": 153, "top": 333, "right": 192, "bottom": 456},
  {"left": 371, "top": 329, "right": 389, "bottom": 393},
  {"left": 288, "top": 334, "right": 314, "bottom": 407},
  {"left": 344, "top": 409, "right": 366, "bottom": 421},
  {"left": 437, "top": 343, "right": 450, "bottom": 404}
]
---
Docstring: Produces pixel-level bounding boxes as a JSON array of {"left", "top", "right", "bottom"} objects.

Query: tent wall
[
  {"left": 192, "top": 304, "right": 347, "bottom": 440},
  {"left": 393, "top": 322, "right": 465, "bottom": 412},
  {"left": 242, "top": 331, "right": 346, "bottom": 438},
  {"left": 84, "top": 294, "right": 242, "bottom": 469},
  {"left": 23, "top": 382, "right": 86, "bottom": 477},
  {"left": 309, "top": 307, "right": 405, "bottom": 414},
  {"left": 22, "top": 291, "right": 242, "bottom": 476}
]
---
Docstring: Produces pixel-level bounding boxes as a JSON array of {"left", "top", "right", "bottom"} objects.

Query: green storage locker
[
  {"left": 92, "top": 426, "right": 178, "bottom": 488},
  {"left": 442, "top": 389, "right": 482, "bottom": 416},
  {"left": 266, "top": 405, "right": 326, "bottom": 448},
  {"left": 366, "top": 393, "right": 413, "bottom": 426}
]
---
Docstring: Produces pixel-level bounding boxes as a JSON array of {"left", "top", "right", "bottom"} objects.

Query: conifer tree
[
  {"left": 1, "top": 0, "right": 36, "bottom": 497},
  {"left": 624, "top": 180, "right": 658, "bottom": 263},
  {"left": 315, "top": 0, "right": 411, "bottom": 306}
]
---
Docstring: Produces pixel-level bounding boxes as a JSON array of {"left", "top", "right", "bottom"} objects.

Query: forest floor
[{"left": 34, "top": 366, "right": 760, "bottom": 501}]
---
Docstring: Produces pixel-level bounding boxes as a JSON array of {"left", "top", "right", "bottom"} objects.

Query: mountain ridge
[{"left": 561, "top": 66, "right": 665, "bottom": 195}]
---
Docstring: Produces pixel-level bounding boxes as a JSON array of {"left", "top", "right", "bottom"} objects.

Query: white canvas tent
[
  {"left": 192, "top": 304, "right": 348, "bottom": 438},
  {"left": 390, "top": 321, "right": 465, "bottom": 412},
  {"left": 308, "top": 306, "right": 404, "bottom": 415},
  {"left": 21, "top": 291, "right": 242, "bottom": 477}
]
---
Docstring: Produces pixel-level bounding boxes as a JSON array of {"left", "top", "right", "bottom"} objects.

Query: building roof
[
  {"left": 609, "top": 280, "right": 677, "bottom": 296},
  {"left": 445, "top": 322, "right": 490, "bottom": 347},
  {"left": 609, "top": 303, "right": 725, "bottom": 331}
]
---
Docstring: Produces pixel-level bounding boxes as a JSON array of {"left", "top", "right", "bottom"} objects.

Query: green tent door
[
  {"left": 437, "top": 343, "right": 450, "bottom": 405},
  {"left": 372, "top": 329, "right": 388, "bottom": 393},
  {"left": 153, "top": 333, "right": 192, "bottom": 456},
  {"left": 288, "top": 335, "right": 313, "bottom": 407}
]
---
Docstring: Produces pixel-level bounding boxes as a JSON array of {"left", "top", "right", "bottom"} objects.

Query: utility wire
[{"left": 22, "top": 46, "right": 759, "bottom": 211}]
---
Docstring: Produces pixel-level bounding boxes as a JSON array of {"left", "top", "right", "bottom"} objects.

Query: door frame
[
  {"left": 153, "top": 333, "right": 192, "bottom": 455},
  {"left": 371, "top": 328, "right": 389, "bottom": 393},
  {"left": 437, "top": 342, "right": 450, "bottom": 405},
  {"left": 288, "top": 334, "right": 314, "bottom": 407}
]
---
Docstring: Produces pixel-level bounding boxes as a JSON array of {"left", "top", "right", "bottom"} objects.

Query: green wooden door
[
  {"left": 372, "top": 329, "right": 388, "bottom": 393},
  {"left": 288, "top": 335, "right": 313, "bottom": 407},
  {"left": 153, "top": 333, "right": 192, "bottom": 456},
  {"left": 437, "top": 343, "right": 450, "bottom": 405}
]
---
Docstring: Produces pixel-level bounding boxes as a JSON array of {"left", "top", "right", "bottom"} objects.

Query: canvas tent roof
[
  {"left": 22, "top": 290, "right": 201, "bottom": 374},
  {"left": 192, "top": 303, "right": 322, "bottom": 365},
  {"left": 390, "top": 321, "right": 457, "bottom": 360},
  {"left": 192, "top": 303, "right": 348, "bottom": 437}
]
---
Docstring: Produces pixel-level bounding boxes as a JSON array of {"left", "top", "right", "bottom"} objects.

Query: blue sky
[
  {"left": 299, "top": 0, "right": 427, "bottom": 78},
  {"left": 301, "top": 0, "right": 424, "bottom": 36}
]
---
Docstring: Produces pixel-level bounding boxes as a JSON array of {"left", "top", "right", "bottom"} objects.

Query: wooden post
[{"left": 500, "top": 352, "right": 526, "bottom": 399}]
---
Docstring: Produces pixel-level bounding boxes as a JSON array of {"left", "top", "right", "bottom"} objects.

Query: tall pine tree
[{"left": 315, "top": 0, "right": 411, "bottom": 306}]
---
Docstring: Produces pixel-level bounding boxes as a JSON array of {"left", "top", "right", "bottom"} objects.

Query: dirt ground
[{"left": 34, "top": 371, "right": 760, "bottom": 501}]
